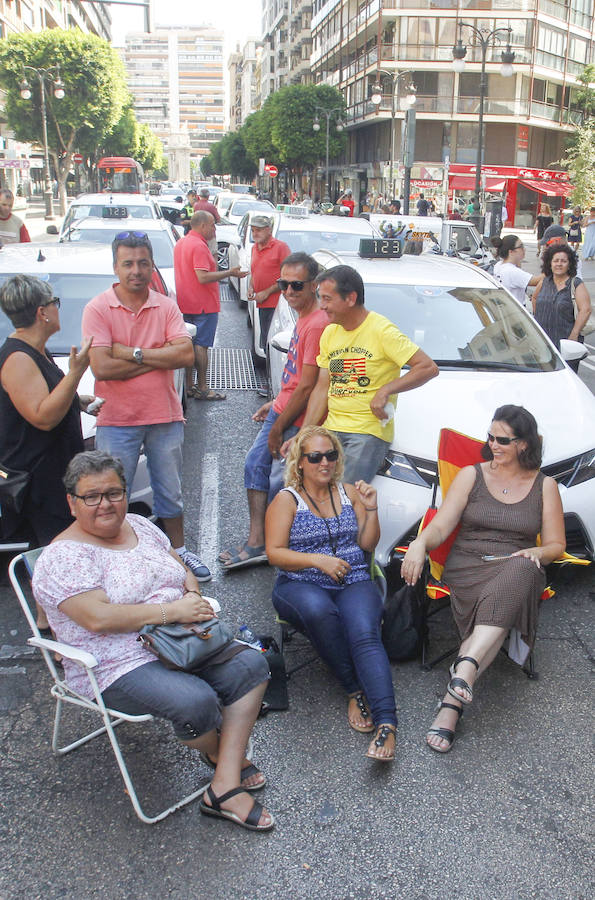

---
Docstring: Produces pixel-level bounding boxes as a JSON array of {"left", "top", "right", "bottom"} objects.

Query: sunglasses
[
  {"left": 277, "top": 279, "right": 311, "bottom": 292},
  {"left": 114, "top": 231, "right": 149, "bottom": 241},
  {"left": 487, "top": 433, "right": 520, "bottom": 446},
  {"left": 41, "top": 297, "right": 60, "bottom": 309},
  {"left": 302, "top": 449, "right": 339, "bottom": 464}
]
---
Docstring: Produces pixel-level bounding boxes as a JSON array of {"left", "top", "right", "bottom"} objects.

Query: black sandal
[
  {"left": 426, "top": 701, "right": 463, "bottom": 754},
  {"left": 198, "top": 752, "right": 266, "bottom": 791},
  {"left": 365, "top": 724, "right": 397, "bottom": 761},
  {"left": 348, "top": 692, "right": 375, "bottom": 733},
  {"left": 199, "top": 785, "right": 274, "bottom": 832},
  {"left": 447, "top": 655, "right": 479, "bottom": 705}
]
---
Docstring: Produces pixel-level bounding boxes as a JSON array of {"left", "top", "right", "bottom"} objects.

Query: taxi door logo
[{"left": 329, "top": 357, "right": 370, "bottom": 387}]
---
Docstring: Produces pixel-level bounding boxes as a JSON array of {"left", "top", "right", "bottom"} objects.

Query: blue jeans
[
  {"left": 244, "top": 406, "right": 299, "bottom": 499},
  {"left": 333, "top": 431, "right": 390, "bottom": 484},
  {"left": 96, "top": 421, "right": 184, "bottom": 519},
  {"left": 272, "top": 574, "right": 397, "bottom": 727}
]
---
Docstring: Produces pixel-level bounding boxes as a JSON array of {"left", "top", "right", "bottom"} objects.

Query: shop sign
[
  {"left": 0, "top": 159, "right": 30, "bottom": 169},
  {"left": 517, "top": 125, "right": 529, "bottom": 151}
]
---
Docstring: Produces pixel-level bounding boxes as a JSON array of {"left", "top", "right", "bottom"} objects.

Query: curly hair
[
  {"left": 541, "top": 243, "right": 577, "bottom": 279},
  {"left": 480, "top": 405, "right": 543, "bottom": 470},
  {"left": 284, "top": 426, "right": 344, "bottom": 489}
]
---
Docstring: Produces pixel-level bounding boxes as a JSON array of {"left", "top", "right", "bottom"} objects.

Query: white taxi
[{"left": 56, "top": 193, "right": 164, "bottom": 240}]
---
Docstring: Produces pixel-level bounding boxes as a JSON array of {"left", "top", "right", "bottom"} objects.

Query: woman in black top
[
  {"left": 534, "top": 203, "right": 553, "bottom": 257},
  {"left": 0, "top": 275, "right": 92, "bottom": 628}
]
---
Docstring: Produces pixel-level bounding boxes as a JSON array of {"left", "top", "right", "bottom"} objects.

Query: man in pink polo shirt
[
  {"left": 249, "top": 215, "right": 291, "bottom": 352},
  {"left": 82, "top": 232, "right": 212, "bottom": 582},
  {"left": 193, "top": 188, "right": 220, "bottom": 223},
  {"left": 174, "top": 210, "right": 246, "bottom": 400}
]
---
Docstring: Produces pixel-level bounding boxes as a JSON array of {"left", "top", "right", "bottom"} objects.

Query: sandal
[
  {"left": 221, "top": 544, "right": 267, "bottom": 571},
  {"left": 193, "top": 389, "right": 226, "bottom": 401},
  {"left": 426, "top": 701, "right": 463, "bottom": 754},
  {"left": 348, "top": 692, "right": 375, "bottom": 733},
  {"left": 447, "top": 655, "right": 479, "bottom": 705},
  {"left": 199, "top": 785, "right": 274, "bottom": 832},
  {"left": 365, "top": 724, "right": 397, "bottom": 761},
  {"left": 198, "top": 752, "right": 266, "bottom": 791}
]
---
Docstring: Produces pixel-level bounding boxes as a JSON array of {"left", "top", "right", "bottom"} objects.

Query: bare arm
[
  {"left": 195, "top": 266, "right": 246, "bottom": 285},
  {"left": 111, "top": 337, "right": 194, "bottom": 370},
  {"left": 370, "top": 348, "right": 439, "bottom": 420},
  {"left": 268, "top": 363, "right": 319, "bottom": 456},
  {"left": 59, "top": 587, "right": 216, "bottom": 634},
  {"left": 89, "top": 346, "right": 154, "bottom": 381},
  {"left": 528, "top": 273, "right": 544, "bottom": 288},
  {"left": 301, "top": 367, "right": 330, "bottom": 428},
  {"left": 512, "top": 476, "right": 565, "bottom": 567},
  {"left": 0, "top": 340, "right": 91, "bottom": 431},
  {"left": 344, "top": 481, "right": 380, "bottom": 552},
  {"left": 568, "top": 282, "right": 591, "bottom": 342}
]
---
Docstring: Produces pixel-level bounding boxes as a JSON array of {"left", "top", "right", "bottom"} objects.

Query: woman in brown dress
[{"left": 401, "top": 405, "right": 565, "bottom": 753}]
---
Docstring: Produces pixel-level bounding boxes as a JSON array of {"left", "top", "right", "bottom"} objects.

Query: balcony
[{"left": 456, "top": 97, "right": 528, "bottom": 116}]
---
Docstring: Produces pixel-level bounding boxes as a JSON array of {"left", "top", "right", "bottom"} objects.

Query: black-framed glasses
[
  {"left": 72, "top": 488, "right": 126, "bottom": 507},
  {"left": 277, "top": 279, "right": 311, "bottom": 292},
  {"left": 487, "top": 433, "right": 519, "bottom": 446},
  {"left": 114, "top": 231, "right": 149, "bottom": 241},
  {"left": 302, "top": 449, "right": 339, "bottom": 464},
  {"left": 41, "top": 297, "right": 60, "bottom": 309}
]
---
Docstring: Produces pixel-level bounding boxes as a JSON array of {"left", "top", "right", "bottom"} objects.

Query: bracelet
[
  {"left": 158, "top": 603, "right": 167, "bottom": 625},
  {"left": 364, "top": 506, "right": 378, "bottom": 512},
  {"left": 187, "top": 589, "right": 202, "bottom": 598}
]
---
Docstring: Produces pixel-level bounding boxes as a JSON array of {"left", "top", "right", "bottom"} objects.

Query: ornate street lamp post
[
  {"left": 313, "top": 106, "right": 344, "bottom": 203},
  {"left": 20, "top": 65, "right": 66, "bottom": 220},
  {"left": 370, "top": 70, "right": 416, "bottom": 204}
]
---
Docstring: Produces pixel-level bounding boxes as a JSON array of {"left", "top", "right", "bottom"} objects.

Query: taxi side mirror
[{"left": 270, "top": 330, "right": 292, "bottom": 353}]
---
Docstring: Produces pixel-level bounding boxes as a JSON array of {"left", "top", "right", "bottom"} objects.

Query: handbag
[
  {"left": 0, "top": 462, "right": 31, "bottom": 515},
  {"left": 381, "top": 581, "right": 425, "bottom": 661},
  {"left": 138, "top": 617, "right": 237, "bottom": 672},
  {"left": 570, "top": 277, "right": 595, "bottom": 337}
]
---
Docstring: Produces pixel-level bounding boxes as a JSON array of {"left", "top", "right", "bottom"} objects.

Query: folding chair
[{"left": 9, "top": 548, "right": 209, "bottom": 824}]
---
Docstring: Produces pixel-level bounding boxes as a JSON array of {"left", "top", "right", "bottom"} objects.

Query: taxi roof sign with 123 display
[{"left": 359, "top": 238, "right": 403, "bottom": 258}]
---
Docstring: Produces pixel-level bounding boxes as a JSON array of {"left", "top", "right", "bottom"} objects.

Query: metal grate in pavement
[
  {"left": 219, "top": 283, "right": 236, "bottom": 302},
  {"left": 206, "top": 348, "right": 268, "bottom": 390}
]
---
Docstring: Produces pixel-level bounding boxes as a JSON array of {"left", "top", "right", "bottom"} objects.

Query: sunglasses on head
[
  {"left": 487, "top": 432, "right": 519, "bottom": 446},
  {"left": 302, "top": 449, "right": 339, "bottom": 464},
  {"left": 277, "top": 279, "right": 311, "bottom": 292},
  {"left": 114, "top": 231, "right": 149, "bottom": 241}
]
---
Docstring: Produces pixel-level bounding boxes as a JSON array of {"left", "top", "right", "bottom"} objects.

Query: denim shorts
[
  {"left": 333, "top": 430, "right": 390, "bottom": 484},
  {"left": 101, "top": 649, "right": 270, "bottom": 740},
  {"left": 183, "top": 312, "right": 218, "bottom": 347},
  {"left": 96, "top": 421, "right": 184, "bottom": 519},
  {"left": 244, "top": 406, "right": 299, "bottom": 495}
]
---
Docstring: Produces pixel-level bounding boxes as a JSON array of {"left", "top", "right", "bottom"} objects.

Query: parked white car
[
  {"left": 267, "top": 245, "right": 595, "bottom": 565},
  {"left": 56, "top": 193, "right": 164, "bottom": 240}
]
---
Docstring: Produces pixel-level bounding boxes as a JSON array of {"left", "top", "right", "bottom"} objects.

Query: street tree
[
  {"left": 0, "top": 29, "right": 128, "bottom": 213},
  {"left": 267, "top": 84, "right": 347, "bottom": 170},
  {"left": 559, "top": 120, "right": 595, "bottom": 208},
  {"left": 576, "top": 64, "right": 595, "bottom": 122},
  {"left": 220, "top": 132, "right": 257, "bottom": 180}
]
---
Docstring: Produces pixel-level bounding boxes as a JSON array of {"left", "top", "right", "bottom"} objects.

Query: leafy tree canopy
[
  {"left": 576, "top": 64, "right": 595, "bottom": 122},
  {"left": 559, "top": 120, "right": 595, "bottom": 208}
]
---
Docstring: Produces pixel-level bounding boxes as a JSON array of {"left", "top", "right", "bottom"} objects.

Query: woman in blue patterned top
[{"left": 266, "top": 425, "right": 397, "bottom": 761}]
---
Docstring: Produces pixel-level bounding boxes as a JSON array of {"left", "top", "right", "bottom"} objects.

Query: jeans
[
  {"left": 244, "top": 406, "right": 299, "bottom": 498},
  {"left": 272, "top": 574, "right": 397, "bottom": 727},
  {"left": 333, "top": 431, "right": 390, "bottom": 484}
]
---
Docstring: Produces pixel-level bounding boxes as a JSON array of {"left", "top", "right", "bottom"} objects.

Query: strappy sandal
[
  {"left": 348, "top": 692, "right": 375, "bottom": 733},
  {"left": 365, "top": 724, "right": 397, "bottom": 761},
  {"left": 447, "top": 655, "right": 480, "bottom": 705},
  {"left": 426, "top": 701, "right": 463, "bottom": 754},
  {"left": 199, "top": 785, "right": 274, "bottom": 832},
  {"left": 198, "top": 751, "right": 266, "bottom": 791}
]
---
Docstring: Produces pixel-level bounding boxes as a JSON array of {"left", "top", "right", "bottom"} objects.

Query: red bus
[{"left": 97, "top": 157, "right": 145, "bottom": 194}]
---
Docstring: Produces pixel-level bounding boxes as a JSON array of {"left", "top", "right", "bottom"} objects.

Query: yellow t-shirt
[{"left": 317, "top": 310, "right": 419, "bottom": 441}]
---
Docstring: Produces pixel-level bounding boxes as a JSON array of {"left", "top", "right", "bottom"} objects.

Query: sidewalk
[
  {"left": 501, "top": 226, "right": 595, "bottom": 291},
  {"left": 22, "top": 196, "right": 66, "bottom": 241}
]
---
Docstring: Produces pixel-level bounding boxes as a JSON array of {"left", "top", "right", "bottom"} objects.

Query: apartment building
[
  {"left": 122, "top": 26, "right": 225, "bottom": 162},
  {"left": 261, "top": 0, "right": 313, "bottom": 103},
  {"left": 310, "top": 0, "right": 594, "bottom": 223}
]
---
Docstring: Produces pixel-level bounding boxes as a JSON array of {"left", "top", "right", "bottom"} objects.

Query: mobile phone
[
  {"left": 86, "top": 397, "right": 105, "bottom": 414},
  {"left": 481, "top": 553, "right": 514, "bottom": 561}
]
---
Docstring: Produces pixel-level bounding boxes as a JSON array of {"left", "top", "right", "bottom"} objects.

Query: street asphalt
[{"left": 0, "top": 204, "right": 592, "bottom": 900}]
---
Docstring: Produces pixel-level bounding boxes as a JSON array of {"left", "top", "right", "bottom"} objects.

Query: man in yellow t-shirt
[{"left": 300, "top": 264, "right": 438, "bottom": 483}]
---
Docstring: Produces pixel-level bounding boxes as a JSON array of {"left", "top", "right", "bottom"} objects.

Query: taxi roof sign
[
  {"left": 275, "top": 204, "right": 310, "bottom": 217},
  {"left": 359, "top": 237, "right": 403, "bottom": 259}
]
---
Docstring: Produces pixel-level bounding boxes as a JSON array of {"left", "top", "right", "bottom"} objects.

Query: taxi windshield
[
  {"left": 365, "top": 283, "right": 562, "bottom": 372},
  {"left": 278, "top": 228, "right": 371, "bottom": 255},
  {"left": 63, "top": 229, "right": 174, "bottom": 268}
]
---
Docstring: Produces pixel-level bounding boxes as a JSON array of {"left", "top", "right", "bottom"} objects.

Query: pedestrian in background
[
  {"left": 534, "top": 203, "right": 553, "bottom": 257},
  {"left": 417, "top": 193, "right": 429, "bottom": 216},
  {"left": 0, "top": 188, "right": 31, "bottom": 244},
  {"left": 567, "top": 206, "right": 582, "bottom": 252},
  {"left": 492, "top": 235, "right": 543, "bottom": 305},
  {"left": 248, "top": 215, "right": 291, "bottom": 351},
  {"left": 582, "top": 207, "right": 595, "bottom": 260}
]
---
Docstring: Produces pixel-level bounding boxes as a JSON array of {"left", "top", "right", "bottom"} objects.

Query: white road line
[
  {"left": 199, "top": 453, "right": 219, "bottom": 569},
  {"left": 580, "top": 358, "right": 595, "bottom": 371}
]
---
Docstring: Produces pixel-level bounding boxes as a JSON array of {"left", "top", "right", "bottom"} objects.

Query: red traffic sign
[
  {"left": 265, "top": 164, "right": 278, "bottom": 178},
  {"left": 73, "top": 153, "right": 83, "bottom": 164}
]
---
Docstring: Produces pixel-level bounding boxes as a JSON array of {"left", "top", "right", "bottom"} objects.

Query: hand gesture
[
  {"left": 229, "top": 266, "right": 248, "bottom": 280},
  {"left": 171, "top": 592, "right": 215, "bottom": 623},
  {"left": 280, "top": 435, "right": 295, "bottom": 458},
  {"left": 68, "top": 336, "right": 92, "bottom": 379},
  {"left": 252, "top": 400, "right": 273, "bottom": 422},
  {"left": 354, "top": 480, "right": 377, "bottom": 511},
  {"left": 315, "top": 555, "right": 351, "bottom": 584}
]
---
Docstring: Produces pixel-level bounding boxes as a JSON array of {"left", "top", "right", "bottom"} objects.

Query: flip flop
[
  {"left": 198, "top": 752, "right": 266, "bottom": 791},
  {"left": 199, "top": 785, "right": 274, "bottom": 832},
  {"left": 193, "top": 389, "right": 226, "bottom": 401},
  {"left": 221, "top": 544, "right": 268, "bottom": 571}
]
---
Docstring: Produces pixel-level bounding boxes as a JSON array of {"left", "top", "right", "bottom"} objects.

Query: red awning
[
  {"left": 449, "top": 175, "right": 506, "bottom": 191},
  {"left": 518, "top": 178, "right": 573, "bottom": 198}
]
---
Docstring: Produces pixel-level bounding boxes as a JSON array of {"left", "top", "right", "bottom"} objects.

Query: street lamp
[
  {"left": 370, "top": 70, "right": 416, "bottom": 205},
  {"left": 452, "top": 23, "right": 515, "bottom": 206},
  {"left": 312, "top": 106, "right": 344, "bottom": 203},
  {"left": 20, "top": 65, "right": 66, "bottom": 220}
]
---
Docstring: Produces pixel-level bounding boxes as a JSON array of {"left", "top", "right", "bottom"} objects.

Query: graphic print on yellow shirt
[{"left": 317, "top": 310, "right": 419, "bottom": 441}]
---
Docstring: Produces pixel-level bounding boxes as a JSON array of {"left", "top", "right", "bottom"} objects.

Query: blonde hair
[
  {"left": 284, "top": 426, "right": 344, "bottom": 489},
  {"left": 540, "top": 203, "right": 551, "bottom": 216}
]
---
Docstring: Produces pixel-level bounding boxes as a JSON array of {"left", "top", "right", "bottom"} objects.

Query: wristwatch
[{"left": 132, "top": 346, "right": 143, "bottom": 365}]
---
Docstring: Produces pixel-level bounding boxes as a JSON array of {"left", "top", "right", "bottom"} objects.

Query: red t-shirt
[
  {"left": 273, "top": 307, "right": 329, "bottom": 427},
  {"left": 340, "top": 198, "right": 355, "bottom": 217},
  {"left": 193, "top": 198, "right": 220, "bottom": 223},
  {"left": 173, "top": 230, "right": 220, "bottom": 315},
  {"left": 250, "top": 236, "right": 291, "bottom": 309}
]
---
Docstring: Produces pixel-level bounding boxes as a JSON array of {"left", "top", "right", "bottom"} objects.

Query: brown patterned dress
[{"left": 442, "top": 464, "right": 546, "bottom": 650}]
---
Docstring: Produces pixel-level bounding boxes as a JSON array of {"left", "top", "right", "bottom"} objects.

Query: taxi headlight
[
  {"left": 568, "top": 449, "right": 595, "bottom": 488},
  {"left": 379, "top": 451, "right": 435, "bottom": 487}
]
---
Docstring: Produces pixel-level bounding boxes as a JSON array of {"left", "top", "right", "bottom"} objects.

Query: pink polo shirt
[
  {"left": 173, "top": 230, "right": 220, "bottom": 315},
  {"left": 82, "top": 285, "right": 189, "bottom": 427}
]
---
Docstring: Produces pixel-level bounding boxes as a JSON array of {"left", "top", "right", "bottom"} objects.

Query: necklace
[
  {"left": 489, "top": 460, "right": 512, "bottom": 494},
  {"left": 303, "top": 484, "right": 341, "bottom": 555}
]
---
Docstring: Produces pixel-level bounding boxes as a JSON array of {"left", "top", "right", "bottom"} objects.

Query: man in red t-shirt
[
  {"left": 0, "top": 189, "right": 31, "bottom": 244},
  {"left": 173, "top": 211, "right": 246, "bottom": 400},
  {"left": 219, "top": 252, "right": 329, "bottom": 570},
  {"left": 248, "top": 215, "right": 291, "bottom": 351},
  {"left": 337, "top": 189, "right": 355, "bottom": 217}
]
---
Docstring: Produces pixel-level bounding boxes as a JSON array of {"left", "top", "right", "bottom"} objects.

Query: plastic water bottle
[
  {"left": 237, "top": 624, "right": 264, "bottom": 652},
  {"left": 382, "top": 402, "right": 395, "bottom": 428}
]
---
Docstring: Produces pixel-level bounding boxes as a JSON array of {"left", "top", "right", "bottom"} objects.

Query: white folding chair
[{"left": 9, "top": 548, "right": 209, "bottom": 824}]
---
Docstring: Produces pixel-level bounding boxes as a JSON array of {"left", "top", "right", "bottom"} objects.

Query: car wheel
[{"left": 217, "top": 242, "right": 229, "bottom": 270}]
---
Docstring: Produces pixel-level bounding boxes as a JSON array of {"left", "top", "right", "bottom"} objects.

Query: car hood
[{"left": 394, "top": 368, "right": 595, "bottom": 464}]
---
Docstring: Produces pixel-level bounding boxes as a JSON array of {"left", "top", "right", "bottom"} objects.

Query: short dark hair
[
  {"left": 316, "top": 265, "right": 365, "bottom": 305},
  {"left": 0, "top": 274, "right": 53, "bottom": 328},
  {"left": 281, "top": 252, "right": 319, "bottom": 281},
  {"left": 481, "top": 405, "right": 542, "bottom": 470},
  {"left": 63, "top": 450, "right": 126, "bottom": 496},
  {"left": 492, "top": 234, "right": 522, "bottom": 259},
  {"left": 541, "top": 243, "right": 577, "bottom": 279},
  {"left": 112, "top": 232, "right": 153, "bottom": 265}
]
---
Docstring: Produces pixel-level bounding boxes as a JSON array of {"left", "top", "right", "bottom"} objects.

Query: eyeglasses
[
  {"left": 114, "top": 231, "right": 149, "bottom": 241},
  {"left": 302, "top": 449, "right": 339, "bottom": 464},
  {"left": 72, "top": 488, "right": 126, "bottom": 506},
  {"left": 40, "top": 297, "right": 60, "bottom": 309},
  {"left": 487, "top": 433, "right": 519, "bottom": 446},
  {"left": 514, "top": 243, "right": 524, "bottom": 250},
  {"left": 277, "top": 279, "right": 312, "bottom": 292}
]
